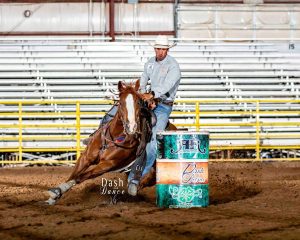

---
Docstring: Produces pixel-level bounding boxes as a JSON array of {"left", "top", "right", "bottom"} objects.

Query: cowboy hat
[{"left": 150, "top": 35, "right": 176, "bottom": 49}]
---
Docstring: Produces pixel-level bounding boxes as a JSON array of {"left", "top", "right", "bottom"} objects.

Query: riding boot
[
  {"left": 127, "top": 151, "right": 147, "bottom": 196},
  {"left": 127, "top": 180, "right": 139, "bottom": 196}
]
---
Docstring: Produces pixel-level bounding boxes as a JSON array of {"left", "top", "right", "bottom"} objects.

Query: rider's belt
[
  {"left": 156, "top": 98, "right": 174, "bottom": 106},
  {"left": 161, "top": 101, "right": 174, "bottom": 106}
]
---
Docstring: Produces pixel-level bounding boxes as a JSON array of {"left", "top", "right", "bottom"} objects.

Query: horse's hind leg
[{"left": 139, "top": 167, "right": 156, "bottom": 189}]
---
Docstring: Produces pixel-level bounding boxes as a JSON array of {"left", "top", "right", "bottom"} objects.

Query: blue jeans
[
  {"left": 128, "top": 103, "right": 172, "bottom": 183},
  {"left": 99, "top": 104, "right": 118, "bottom": 127}
]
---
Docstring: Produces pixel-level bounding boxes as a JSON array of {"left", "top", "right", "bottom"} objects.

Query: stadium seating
[
  {"left": 0, "top": 38, "right": 299, "bottom": 154},
  {"left": 1, "top": 40, "right": 299, "bottom": 100}
]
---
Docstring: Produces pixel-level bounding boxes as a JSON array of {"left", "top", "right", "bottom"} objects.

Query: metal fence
[{"left": 0, "top": 99, "right": 299, "bottom": 164}]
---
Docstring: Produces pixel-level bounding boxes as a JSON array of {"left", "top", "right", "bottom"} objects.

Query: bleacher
[
  {"left": 0, "top": 38, "right": 299, "bottom": 158},
  {"left": 1, "top": 39, "right": 300, "bottom": 100}
]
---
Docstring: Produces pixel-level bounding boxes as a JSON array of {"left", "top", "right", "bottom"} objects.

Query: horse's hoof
[
  {"left": 45, "top": 198, "right": 57, "bottom": 205},
  {"left": 128, "top": 182, "right": 138, "bottom": 196},
  {"left": 47, "top": 188, "right": 62, "bottom": 200}
]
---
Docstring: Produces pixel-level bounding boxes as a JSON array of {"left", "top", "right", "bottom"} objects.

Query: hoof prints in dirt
[
  {"left": 1, "top": 163, "right": 299, "bottom": 240},
  {"left": 210, "top": 174, "right": 262, "bottom": 204},
  {"left": 68, "top": 177, "right": 261, "bottom": 206},
  {"left": 61, "top": 182, "right": 147, "bottom": 206},
  {"left": 61, "top": 173, "right": 262, "bottom": 206}
]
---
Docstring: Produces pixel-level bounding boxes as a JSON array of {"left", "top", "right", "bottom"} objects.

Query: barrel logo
[
  {"left": 156, "top": 162, "right": 208, "bottom": 184},
  {"left": 170, "top": 139, "right": 206, "bottom": 154},
  {"left": 182, "top": 163, "right": 205, "bottom": 184},
  {"left": 169, "top": 185, "right": 203, "bottom": 206}
]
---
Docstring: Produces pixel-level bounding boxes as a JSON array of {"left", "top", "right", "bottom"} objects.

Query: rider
[
  {"left": 83, "top": 35, "right": 181, "bottom": 195},
  {"left": 127, "top": 35, "right": 181, "bottom": 195}
]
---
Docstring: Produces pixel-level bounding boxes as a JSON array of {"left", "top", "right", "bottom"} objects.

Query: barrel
[{"left": 156, "top": 131, "right": 209, "bottom": 208}]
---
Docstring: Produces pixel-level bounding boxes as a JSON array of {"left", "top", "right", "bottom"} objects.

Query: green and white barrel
[{"left": 156, "top": 131, "right": 209, "bottom": 208}]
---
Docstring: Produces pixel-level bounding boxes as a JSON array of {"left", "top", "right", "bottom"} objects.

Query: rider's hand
[
  {"left": 141, "top": 92, "right": 154, "bottom": 101},
  {"left": 147, "top": 99, "right": 156, "bottom": 110}
]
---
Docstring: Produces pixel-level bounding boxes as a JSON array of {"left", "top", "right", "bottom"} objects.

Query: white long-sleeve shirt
[{"left": 140, "top": 55, "right": 181, "bottom": 102}]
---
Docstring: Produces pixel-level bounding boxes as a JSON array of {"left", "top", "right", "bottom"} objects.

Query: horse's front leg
[
  {"left": 139, "top": 167, "right": 156, "bottom": 189},
  {"left": 46, "top": 130, "right": 103, "bottom": 205},
  {"left": 49, "top": 158, "right": 122, "bottom": 205}
]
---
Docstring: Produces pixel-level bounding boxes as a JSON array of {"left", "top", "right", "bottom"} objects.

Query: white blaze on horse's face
[{"left": 125, "top": 94, "right": 137, "bottom": 134}]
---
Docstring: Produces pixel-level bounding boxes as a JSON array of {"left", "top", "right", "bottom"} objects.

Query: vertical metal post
[
  {"left": 76, "top": 102, "right": 81, "bottom": 160},
  {"left": 118, "top": 0, "right": 123, "bottom": 35},
  {"left": 18, "top": 103, "right": 23, "bottom": 162},
  {"left": 196, "top": 102, "right": 200, "bottom": 131},
  {"left": 255, "top": 101, "right": 260, "bottom": 160},
  {"left": 109, "top": 0, "right": 115, "bottom": 41}
]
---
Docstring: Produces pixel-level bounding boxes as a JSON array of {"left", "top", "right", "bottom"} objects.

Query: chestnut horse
[{"left": 46, "top": 80, "right": 153, "bottom": 205}]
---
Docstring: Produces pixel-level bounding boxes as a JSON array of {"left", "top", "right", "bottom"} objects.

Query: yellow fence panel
[{"left": 0, "top": 99, "right": 299, "bottom": 164}]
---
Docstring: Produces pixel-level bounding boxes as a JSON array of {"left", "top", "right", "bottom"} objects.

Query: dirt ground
[{"left": 0, "top": 161, "right": 299, "bottom": 240}]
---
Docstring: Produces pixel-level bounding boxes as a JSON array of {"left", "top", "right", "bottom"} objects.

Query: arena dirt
[{"left": 0, "top": 161, "right": 299, "bottom": 240}]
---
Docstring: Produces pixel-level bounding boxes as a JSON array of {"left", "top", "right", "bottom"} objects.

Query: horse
[{"left": 46, "top": 79, "right": 153, "bottom": 205}]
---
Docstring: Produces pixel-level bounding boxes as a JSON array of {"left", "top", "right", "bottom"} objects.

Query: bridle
[
  {"left": 118, "top": 90, "right": 143, "bottom": 136},
  {"left": 100, "top": 88, "right": 143, "bottom": 151}
]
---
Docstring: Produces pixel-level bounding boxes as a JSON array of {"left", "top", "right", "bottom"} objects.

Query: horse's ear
[
  {"left": 135, "top": 79, "right": 140, "bottom": 91},
  {"left": 118, "top": 81, "right": 126, "bottom": 92}
]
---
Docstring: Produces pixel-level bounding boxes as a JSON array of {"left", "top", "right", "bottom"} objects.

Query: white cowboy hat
[{"left": 150, "top": 35, "right": 176, "bottom": 49}]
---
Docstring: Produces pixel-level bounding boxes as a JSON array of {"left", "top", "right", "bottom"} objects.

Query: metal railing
[{"left": 0, "top": 99, "right": 299, "bottom": 164}]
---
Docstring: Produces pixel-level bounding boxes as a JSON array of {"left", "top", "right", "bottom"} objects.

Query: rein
[
  {"left": 100, "top": 85, "right": 149, "bottom": 154},
  {"left": 100, "top": 112, "right": 141, "bottom": 151}
]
